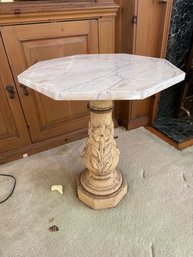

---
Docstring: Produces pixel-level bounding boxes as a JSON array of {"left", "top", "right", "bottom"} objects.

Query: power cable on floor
[{"left": 0, "top": 174, "right": 16, "bottom": 204}]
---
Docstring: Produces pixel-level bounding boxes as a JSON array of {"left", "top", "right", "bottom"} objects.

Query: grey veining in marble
[
  {"left": 18, "top": 54, "right": 185, "bottom": 101},
  {"left": 157, "top": 0, "right": 193, "bottom": 118}
]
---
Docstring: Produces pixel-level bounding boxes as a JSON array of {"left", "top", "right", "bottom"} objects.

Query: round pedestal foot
[{"left": 77, "top": 171, "right": 128, "bottom": 210}]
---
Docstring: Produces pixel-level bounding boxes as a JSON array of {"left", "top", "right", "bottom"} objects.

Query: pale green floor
[{"left": 0, "top": 127, "right": 193, "bottom": 257}]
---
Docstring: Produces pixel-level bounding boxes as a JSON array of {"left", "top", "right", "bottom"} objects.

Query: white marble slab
[{"left": 18, "top": 54, "right": 185, "bottom": 100}]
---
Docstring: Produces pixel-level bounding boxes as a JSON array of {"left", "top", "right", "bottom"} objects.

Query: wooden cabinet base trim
[
  {"left": 118, "top": 115, "right": 149, "bottom": 130},
  {"left": 0, "top": 127, "right": 88, "bottom": 164}
]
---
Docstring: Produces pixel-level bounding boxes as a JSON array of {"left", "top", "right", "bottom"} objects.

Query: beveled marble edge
[
  {"left": 18, "top": 54, "right": 186, "bottom": 101},
  {"left": 18, "top": 72, "right": 185, "bottom": 101}
]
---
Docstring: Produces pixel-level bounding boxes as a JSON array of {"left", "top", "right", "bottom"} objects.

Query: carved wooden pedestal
[{"left": 77, "top": 100, "right": 128, "bottom": 209}]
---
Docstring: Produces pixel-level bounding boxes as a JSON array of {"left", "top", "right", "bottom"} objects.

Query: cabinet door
[
  {"left": 1, "top": 20, "right": 98, "bottom": 142},
  {"left": 0, "top": 38, "right": 31, "bottom": 153},
  {"left": 135, "top": 0, "right": 169, "bottom": 57}
]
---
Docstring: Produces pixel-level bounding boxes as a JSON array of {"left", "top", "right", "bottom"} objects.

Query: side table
[{"left": 18, "top": 54, "right": 185, "bottom": 210}]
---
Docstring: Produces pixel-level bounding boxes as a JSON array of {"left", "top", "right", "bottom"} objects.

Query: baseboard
[
  {"left": 0, "top": 127, "right": 88, "bottom": 164},
  {"left": 118, "top": 115, "right": 150, "bottom": 130}
]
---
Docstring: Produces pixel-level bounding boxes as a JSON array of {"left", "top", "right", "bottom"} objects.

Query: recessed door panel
[{"left": 1, "top": 20, "right": 99, "bottom": 142}]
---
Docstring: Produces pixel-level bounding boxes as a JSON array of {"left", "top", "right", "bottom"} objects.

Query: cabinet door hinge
[{"left": 132, "top": 15, "right": 137, "bottom": 24}]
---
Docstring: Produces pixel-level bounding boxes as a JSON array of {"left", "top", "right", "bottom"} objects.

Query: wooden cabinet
[
  {"left": 0, "top": 38, "right": 31, "bottom": 153},
  {"left": 1, "top": 20, "right": 98, "bottom": 142},
  {"left": 115, "top": 0, "right": 173, "bottom": 129},
  {"left": 0, "top": 2, "right": 118, "bottom": 163},
  {"left": 0, "top": 0, "right": 173, "bottom": 163}
]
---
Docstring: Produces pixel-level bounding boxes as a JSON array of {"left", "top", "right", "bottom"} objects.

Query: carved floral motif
[
  {"left": 92, "top": 125, "right": 111, "bottom": 142},
  {"left": 84, "top": 123, "right": 120, "bottom": 175}
]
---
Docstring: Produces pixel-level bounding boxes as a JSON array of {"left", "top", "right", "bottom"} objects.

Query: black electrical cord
[{"left": 0, "top": 174, "right": 16, "bottom": 204}]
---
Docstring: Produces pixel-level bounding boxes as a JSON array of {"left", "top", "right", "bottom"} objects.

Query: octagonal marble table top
[{"left": 18, "top": 54, "right": 185, "bottom": 100}]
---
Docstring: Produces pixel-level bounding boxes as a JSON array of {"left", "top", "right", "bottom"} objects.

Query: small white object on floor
[{"left": 51, "top": 185, "right": 63, "bottom": 194}]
